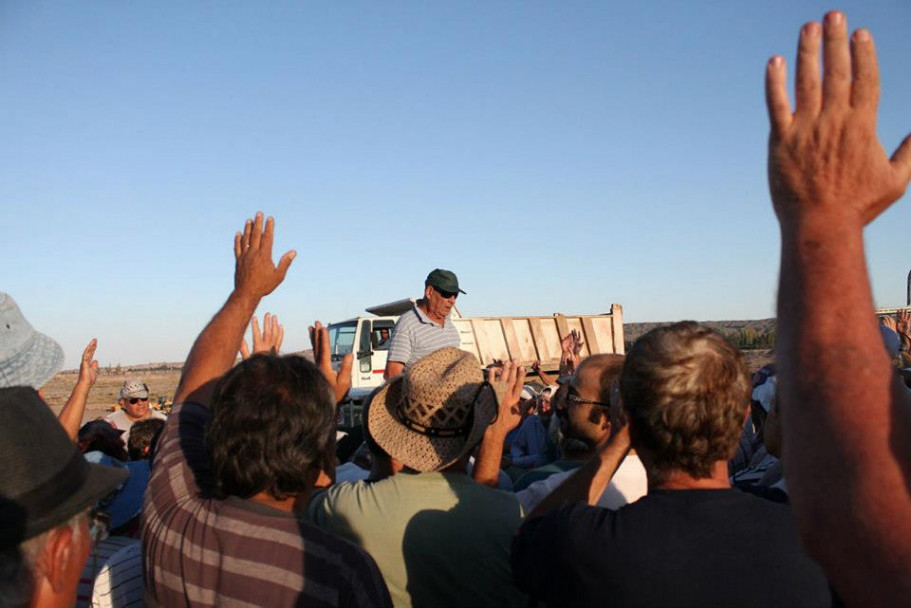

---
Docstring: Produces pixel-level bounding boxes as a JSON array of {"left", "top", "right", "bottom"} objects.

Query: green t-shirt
[{"left": 309, "top": 471, "right": 527, "bottom": 608}]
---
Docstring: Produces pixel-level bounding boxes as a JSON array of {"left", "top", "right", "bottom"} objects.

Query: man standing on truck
[{"left": 384, "top": 268, "right": 465, "bottom": 379}]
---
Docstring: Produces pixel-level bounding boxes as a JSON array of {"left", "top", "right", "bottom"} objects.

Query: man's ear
[
  {"left": 43, "top": 525, "right": 78, "bottom": 594},
  {"left": 423, "top": 285, "right": 434, "bottom": 300}
]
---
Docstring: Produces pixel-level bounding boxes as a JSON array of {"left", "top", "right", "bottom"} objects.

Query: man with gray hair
[
  {"left": 384, "top": 269, "right": 465, "bottom": 380},
  {"left": 512, "top": 322, "right": 832, "bottom": 607},
  {"left": 0, "top": 387, "right": 128, "bottom": 608}
]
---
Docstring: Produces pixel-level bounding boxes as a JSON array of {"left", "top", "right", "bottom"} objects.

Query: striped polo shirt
[
  {"left": 387, "top": 305, "right": 461, "bottom": 367},
  {"left": 142, "top": 402, "right": 392, "bottom": 608}
]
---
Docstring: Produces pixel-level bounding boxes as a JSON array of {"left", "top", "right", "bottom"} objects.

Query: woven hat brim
[
  {"left": 368, "top": 375, "right": 497, "bottom": 473},
  {"left": 0, "top": 331, "right": 64, "bottom": 390}
]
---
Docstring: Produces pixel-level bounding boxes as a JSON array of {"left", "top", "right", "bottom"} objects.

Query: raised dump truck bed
[{"left": 454, "top": 304, "right": 625, "bottom": 371}]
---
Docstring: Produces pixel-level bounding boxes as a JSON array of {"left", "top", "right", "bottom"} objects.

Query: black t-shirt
[{"left": 512, "top": 489, "right": 832, "bottom": 608}]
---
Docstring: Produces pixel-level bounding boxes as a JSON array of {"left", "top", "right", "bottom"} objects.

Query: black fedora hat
[{"left": 0, "top": 387, "right": 128, "bottom": 547}]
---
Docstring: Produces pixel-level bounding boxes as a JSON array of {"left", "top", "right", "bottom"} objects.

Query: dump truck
[{"left": 328, "top": 299, "right": 625, "bottom": 425}]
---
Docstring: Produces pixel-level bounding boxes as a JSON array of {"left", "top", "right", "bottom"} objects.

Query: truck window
[
  {"left": 373, "top": 321, "right": 395, "bottom": 351},
  {"left": 328, "top": 322, "right": 357, "bottom": 356}
]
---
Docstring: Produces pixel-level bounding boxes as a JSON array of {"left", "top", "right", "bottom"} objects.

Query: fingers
[
  {"left": 502, "top": 360, "right": 516, "bottom": 386},
  {"left": 275, "top": 323, "right": 284, "bottom": 353},
  {"left": 313, "top": 322, "right": 332, "bottom": 370},
  {"left": 234, "top": 231, "right": 242, "bottom": 259},
  {"left": 514, "top": 365, "right": 527, "bottom": 393},
  {"left": 795, "top": 21, "right": 822, "bottom": 117},
  {"left": 262, "top": 216, "right": 275, "bottom": 253},
  {"left": 263, "top": 313, "right": 282, "bottom": 354},
  {"left": 336, "top": 354, "right": 353, "bottom": 403},
  {"left": 251, "top": 212, "right": 264, "bottom": 250},
  {"left": 891, "top": 134, "right": 911, "bottom": 186},
  {"left": 821, "top": 11, "right": 851, "bottom": 112},
  {"left": 276, "top": 250, "right": 296, "bottom": 282},
  {"left": 251, "top": 315, "right": 263, "bottom": 342},
  {"left": 83, "top": 338, "right": 98, "bottom": 362},
  {"left": 242, "top": 218, "right": 253, "bottom": 251},
  {"left": 850, "top": 29, "right": 879, "bottom": 111},
  {"left": 765, "top": 55, "right": 792, "bottom": 138},
  {"left": 240, "top": 339, "right": 251, "bottom": 360}
]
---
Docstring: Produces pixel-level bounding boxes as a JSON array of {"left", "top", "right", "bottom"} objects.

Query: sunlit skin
[
  {"left": 421, "top": 285, "right": 457, "bottom": 324},
  {"left": 120, "top": 396, "right": 152, "bottom": 422},
  {"left": 561, "top": 372, "right": 610, "bottom": 447}
]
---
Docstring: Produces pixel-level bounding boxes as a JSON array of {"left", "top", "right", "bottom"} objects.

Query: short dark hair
[
  {"left": 127, "top": 418, "right": 165, "bottom": 460},
  {"left": 620, "top": 322, "right": 749, "bottom": 480},
  {"left": 207, "top": 354, "right": 336, "bottom": 500}
]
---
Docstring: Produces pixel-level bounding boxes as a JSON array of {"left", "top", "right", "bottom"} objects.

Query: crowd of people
[{"left": 2, "top": 11, "right": 911, "bottom": 608}]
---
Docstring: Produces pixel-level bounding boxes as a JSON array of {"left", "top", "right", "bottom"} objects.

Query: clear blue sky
[{"left": 2, "top": 1, "right": 909, "bottom": 368}]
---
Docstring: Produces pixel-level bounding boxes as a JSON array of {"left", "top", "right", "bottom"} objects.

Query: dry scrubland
[
  {"left": 41, "top": 319, "right": 775, "bottom": 422},
  {"left": 42, "top": 369, "right": 182, "bottom": 422}
]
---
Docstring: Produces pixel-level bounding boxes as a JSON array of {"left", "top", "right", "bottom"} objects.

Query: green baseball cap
[{"left": 425, "top": 269, "right": 466, "bottom": 295}]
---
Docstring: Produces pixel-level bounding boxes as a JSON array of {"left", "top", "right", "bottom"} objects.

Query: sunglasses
[
  {"left": 128, "top": 397, "right": 149, "bottom": 404},
  {"left": 432, "top": 286, "right": 459, "bottom": 299},
  {"left": 566, "top": 387, "right": 611, "bottom": 409}
]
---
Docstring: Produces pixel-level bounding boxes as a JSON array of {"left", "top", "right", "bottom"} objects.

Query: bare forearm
[
  {"left": 535, "top": 368, "right": 557, "bottom": 386},
  {"left": 527, "top": 432, "right": 629, "bottom": 520},
  {"left": 384, "top": 361, "right": 405, "bottom": 380},
  {"left": 174, "top": 290, "right": 259, "bottom": 406},
  {"left": 777, "top": 219, "right": 911, "bottom": 595},
  {"left": 472, "top": 429, "right": 506, "bottom": 488},
  {"left": 58, "top": 380, "right": 92, "bottom": 440}
]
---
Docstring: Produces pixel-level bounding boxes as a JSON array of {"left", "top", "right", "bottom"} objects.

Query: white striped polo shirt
[{"left": 387, "top": 305, "right": 461, "bottom": 367}]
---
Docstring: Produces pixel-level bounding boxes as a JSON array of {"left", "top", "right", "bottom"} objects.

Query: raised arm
[
  {"left": 525, "top": 395, "right": 629, "bottom": 520},
  {"left": 766, "top": 12, "right": 911, "bottom": 605},
  {"left": 58, "top": 338, "right": 99, "bottom": 440},
  {"left": 174, "top": 213, "right": 295, "bottom": 406},
  {"left": 472, "top": 361, "right": 525, "bottom": 488}
]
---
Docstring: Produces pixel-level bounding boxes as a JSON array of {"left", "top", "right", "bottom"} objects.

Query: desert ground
[{"left": 41, "top": 369, "right": 181, "bottom": 423}]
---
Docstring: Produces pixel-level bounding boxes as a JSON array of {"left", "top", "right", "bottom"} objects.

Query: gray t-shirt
[{"left": 387, "top": 305, "right": 461, "bottom": 367}]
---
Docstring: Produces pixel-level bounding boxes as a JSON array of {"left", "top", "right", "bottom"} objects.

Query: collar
[{"left": 413, "top": 304, "right": 446, "bottom": 328}]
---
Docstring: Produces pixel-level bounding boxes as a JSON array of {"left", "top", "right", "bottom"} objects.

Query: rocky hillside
[{"left": 624, "top": 318, "right": 776, "bottom": 344}]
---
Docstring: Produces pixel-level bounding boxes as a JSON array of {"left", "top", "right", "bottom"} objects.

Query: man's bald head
[{"left": 575, "top": 354, "right": 625, "bottom": 405}]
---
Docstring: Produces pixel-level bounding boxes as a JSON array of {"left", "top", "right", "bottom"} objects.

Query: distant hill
[{"left": 624, "top": 318, "right": 776, "bottom": 344}]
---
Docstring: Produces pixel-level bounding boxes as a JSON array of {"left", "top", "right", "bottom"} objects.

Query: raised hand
[
  {"left": 59, "top": 338, "right": 101, "bottom": 440},
  {"left": 765, "top": 11, "right": 911, "bottom": 228},
  {"left": 78, "top": 338, "right": 100, "bottom": 388},
  {"left": 488, "top": 360, "right": 527, "bottom": 434},
  {"left": 559, "top": 330, "right": 583, "bottom": 376},
  {"left": 240, "top": 313, "right": 284, "bottom": 359},
  {"left": 233, "top": 212, "right": 296, "bottom": 300},
  {"left": 309, "top": 321, "right": 353, "bottom": 404},
  {"left": 881, "top": 315, "right": 898, "bottom": 333},
  {"left": 897, "top": 309, "right": 911, "bottom": 337}
]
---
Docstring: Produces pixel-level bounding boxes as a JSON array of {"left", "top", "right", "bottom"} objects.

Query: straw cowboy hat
[{"left": 368, "top": 347, "right": 498, "bottom": 472}]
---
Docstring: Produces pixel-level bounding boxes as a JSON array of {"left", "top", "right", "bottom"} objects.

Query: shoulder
[
  {"left": 392, "top": 308, "right": 421, "bottom": 329},
  {"left": 104, "top": 410, "right": 125, "bottom": 426},
  {"left": 310, "top": 480, "right": 378, "bottom": 520}
]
